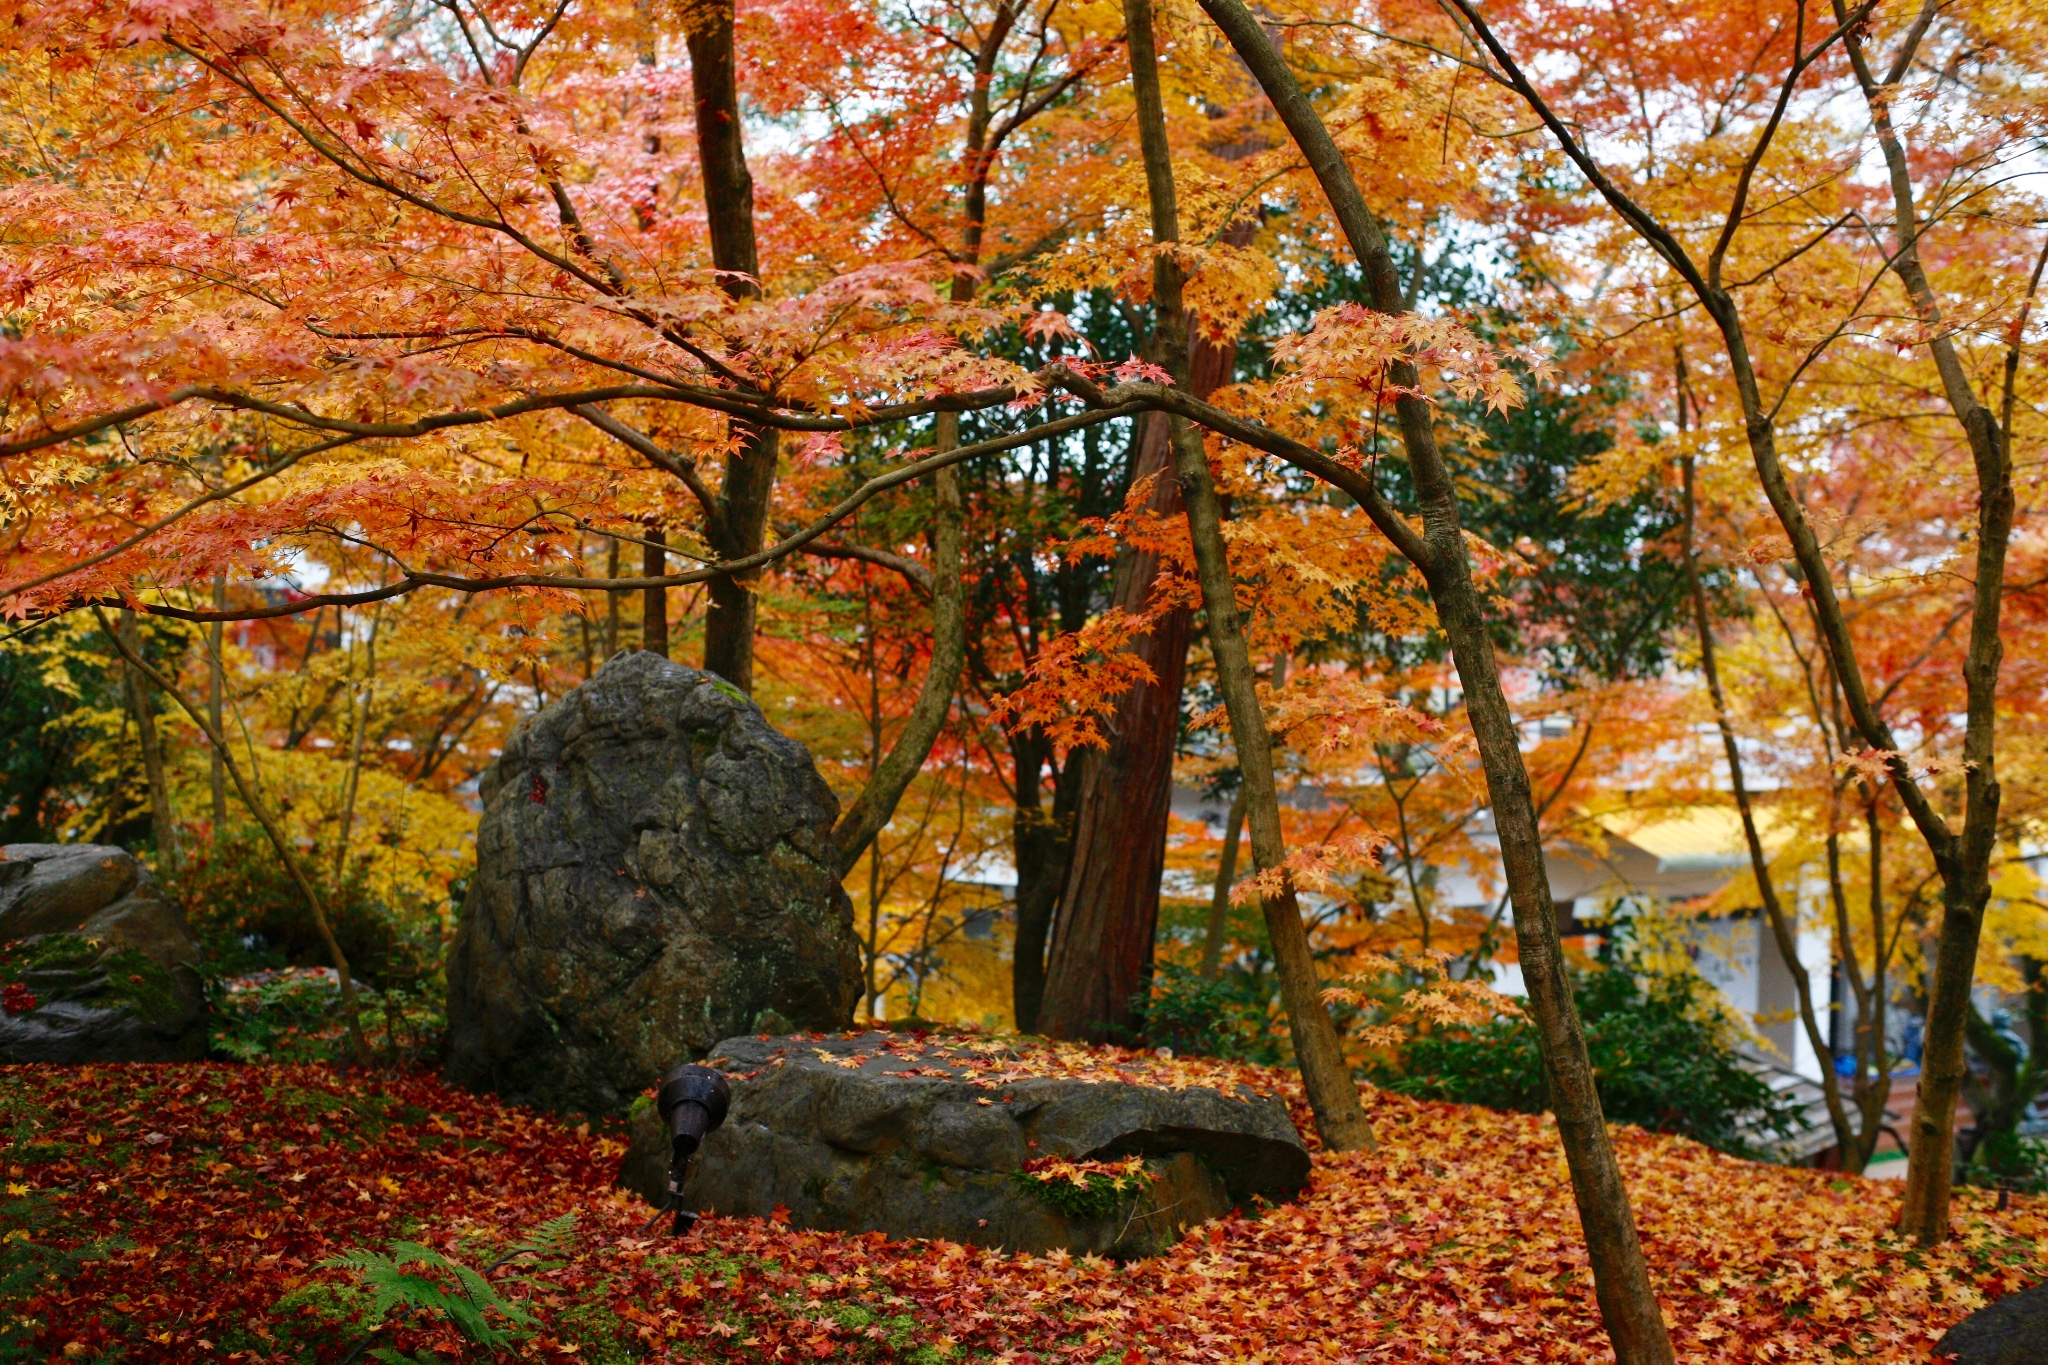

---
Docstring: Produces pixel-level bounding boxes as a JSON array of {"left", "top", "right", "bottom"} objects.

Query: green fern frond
[
  {"left": 514, "top": 1212, "right": 579, "bottom": 1259},
  {"left": 368, "top": 1348, "right": 443, "bottom": 1365},
  {"left": 317, "top": 1240, "right": 530, "bottom": 1347}
]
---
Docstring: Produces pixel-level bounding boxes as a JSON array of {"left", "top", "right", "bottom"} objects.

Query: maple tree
[
  {"left": 8, "top": 0, "right": 2048, "bottom": 1355},
  {"left": 0, "top": 0, "right": 1622, "bottom": 1342},
  {"left": 1403, "top": 0, "right": 2048, "bottom": 1245}
]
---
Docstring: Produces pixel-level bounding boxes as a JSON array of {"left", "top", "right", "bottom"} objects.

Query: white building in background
[
  {"left": 1439, "top": 807, "right": 1835, "bottom": 1087},
  {"left": 1167, "top": 784, "right": 1841, "bottom": 1088}
]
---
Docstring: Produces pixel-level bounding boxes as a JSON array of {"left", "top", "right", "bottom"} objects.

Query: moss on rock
[{"left": 0, "top": 933, "right": 182, "bottom": 1018}]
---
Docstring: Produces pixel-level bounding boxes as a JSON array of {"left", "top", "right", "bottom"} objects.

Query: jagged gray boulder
[
  {"left": 618, "top": 1031, "right": 1311, "bottom": 1258},
  {"left": 1936, "top": 1279, "right": 2048, "bottom": 1364},
  {"left": 0, "top": 844, "right": 207, "bottom": 1063},
  {"left": 445, "top": 652, "right": 862, "bottom": 1114}
]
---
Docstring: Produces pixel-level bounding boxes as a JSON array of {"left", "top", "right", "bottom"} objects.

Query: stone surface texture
[
  {"left": 446, "top": 652, "right": 862, "bottom": 1114},
  {"left": 1935, "top": 1279, "right": 2048, "bottom": 1364},
  {"left": 617, "top": 1031, "right": 1310, "bottom": 1258},
  {"left": 0, "top": 843, "right": 207, "bottom": 1062}
]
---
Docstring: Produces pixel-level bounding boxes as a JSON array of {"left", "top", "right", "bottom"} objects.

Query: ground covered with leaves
[{"left": 4, "top": 1056, "right": 2043, "bottom": 1363}]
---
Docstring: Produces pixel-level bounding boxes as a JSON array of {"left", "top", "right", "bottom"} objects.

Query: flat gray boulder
[
  {"left": 0, "top": 844, "right": 206, "bottom": 1062},
  {"left": 618, "top": 1031, "right": 1310, "bottom": 1258},
  {"left": 446, "top": 652, "right": 862, "bottom": 1114},
  {"left": 1937, "top": 1279, "right": 2048, "bottom": 1364}
]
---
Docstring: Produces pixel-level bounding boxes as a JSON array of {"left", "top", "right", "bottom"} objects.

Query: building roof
[{"left": 1592, "top": 806, "right": 1792, "bottom": 876}]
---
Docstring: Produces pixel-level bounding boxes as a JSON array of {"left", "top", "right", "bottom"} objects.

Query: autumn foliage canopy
[{"left": 4, "top": 0, "right": 2048, "bottom": 1359}]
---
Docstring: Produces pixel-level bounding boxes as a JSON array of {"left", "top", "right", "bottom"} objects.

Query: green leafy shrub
[
  {"left": 209, "top": 967, "right": 446, "bottom": 1063},
  {"left": 1013, "top": 1157, "right": 1156, "bottom": 1219},
  {"left": 208, "top": 969, "right": 356, "bottom": 1062},
  {"left": 1964, "top": 1131, "right": 2048, "bottom": 1195},
  {"left": 1136, "top": 962, "right": 1288, "bottom": 1064},
  {"left": 1371, "top": 965, "right": 1808, "bottom": 1159},
  {"left": 175, "top": 821, "right": 450, "bottom": 1061},
  {"left": 172, "top": 822, "right": 440, "bottom": 990}
]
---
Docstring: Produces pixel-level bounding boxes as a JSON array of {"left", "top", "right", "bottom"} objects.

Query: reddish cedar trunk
[
  {"left": 1114, "top": 0, "right": 1373, "bottom": 1148},
  {"left": 1036, "top": 331, "right": 1237, "bottom": 1043}
]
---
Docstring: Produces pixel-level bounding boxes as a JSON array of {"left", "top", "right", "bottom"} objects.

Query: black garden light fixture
[{"left": 647, "top": 1063, "right": 731, "bottom": 1236}]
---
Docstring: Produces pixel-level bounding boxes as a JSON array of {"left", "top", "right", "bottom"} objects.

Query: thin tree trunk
[
  {"left": 1201, "top": 787, "right": 1247, "bottom": 979},
  {"left": 859, "top": 572, "right": 885, "bottom": 1017},
  {"left": 605, "top": 537, "right": 623, "bottom": 657},
  {"left": 577, "top": 537, "right": 596, "bottom": 681},
  {"left": 688, "top": 4, "right": 775, "bottom": 693},
  {"left": 835, "top": 12, "right": 1067, "bottom": 895},
  {"left": 1009, "top": 728, "right": 1075, "bottom": 1031},
  {"left": 1172, "top": 415, "right": 1373, "bottom": 1151},
  {"left": 1831, "top": 13, "right": 2041, "bottom": 1229},
  {"left": 1127, "top": 0, "right": 1373, "bottom": 1150},
  {"left": 1456, "top": 0, "right": 2025, "bottom": 1247},
  {"left": 1195, "top": 1, "right": 1672, "bottom": 1355},
  {"left": 118, "top": 610, "right": 178, "bottom": 872},
  {"left": 1863, "top": 800, "right": 1894, "bottom": 1162},
  {"left": 209, "top": 573, "right": 227, "bottom": 827},
  {"left": 642, "top": 531, "right": 669, "bottom": 658},
  {"left": 332, "top": 608, "right": 379, "bottom": 892},
  {"left": 1681, "top": 448, "right": 1861, "bottom": 1162},
  {"left": 832, "top": 450, "right": 967, "bottom": 875},
  {"left": 98, "top": 607, "right": 369, "bottom": 1065}
]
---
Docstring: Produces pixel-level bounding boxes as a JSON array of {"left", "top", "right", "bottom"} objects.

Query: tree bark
[
  {"left": 1830, "top": 11, "right": 2032, "bottom": 1238},
  {"left": 832, "top": 449, "right": 967, "bottom": 875},
  {"left": 605, "top": 537, "right": 623, "bottom": 657},
  {"left": 1682, "top": 449, "right": 1863, "bottom": 1163},
  {"left": 688, "top": 3, "right": 775, "bottom": 692},
  {"left": 332, "top": 607, "right": 379, "bottom": 891},
  {"left": 642, "top": 531, "right": 669, "bottom": 658},
  {"left": 1201, "top": 787, "right": 1247, "bottom": 979},
  {"left": 1449, "top": 0, "right": 2023, "bottom": 1250},
  {"left": 1037, "top": 142, "right": 1251, "bottom": 1042},
  {"left": 1036, "top": 410, "right": 1197, "bottom": 1042},
  {"left": 1123, "top": 0, "right": 1373, "bottom": 1149},
  {"left": 1194, "top": 1, "right": 1672, "bottom": 1356},
  {"left": 1009, "top": 727, "right": 1078, "bottom": 1031},
  {"left": 1172, "top": 417, "right": 1376, "bottom": 1152},
  {"left": 118, "top": 610, "right": 178, "bottom": 872},
  {"left": 209, "top": 573, "right": 227, "bottom": 826}
]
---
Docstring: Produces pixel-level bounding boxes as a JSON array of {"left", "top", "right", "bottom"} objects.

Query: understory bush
[
  {"left": 208, "top": 968, "right": 446, "bottom": 1063},
  {"left": 173, "top": 822, "right": 444, "bottom": 989},
  {"left": 173, "top": 822, "right": 451, "bottom": 1061},
  {"left": 1136, "top": 962, "right": 1289, "bottom": 1065},
  {"left": 1962, "top": 1131, "right": 2048, "bottom": 1196},
  {"left": 1369, "top": 965, "right": 1808, "bottom": 1159}
]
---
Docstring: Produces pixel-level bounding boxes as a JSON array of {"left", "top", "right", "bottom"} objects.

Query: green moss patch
[
  {"left": 0, "top": 934, "right": 182, "bottom": 1017},
  {"left": 1012, "top": 1168, "right": 1145, "bottom": 1221}
]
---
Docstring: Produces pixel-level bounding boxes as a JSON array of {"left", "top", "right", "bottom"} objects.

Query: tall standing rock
[{"left": 446, "top": 652, "right": 861, "bottom": 1113}]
